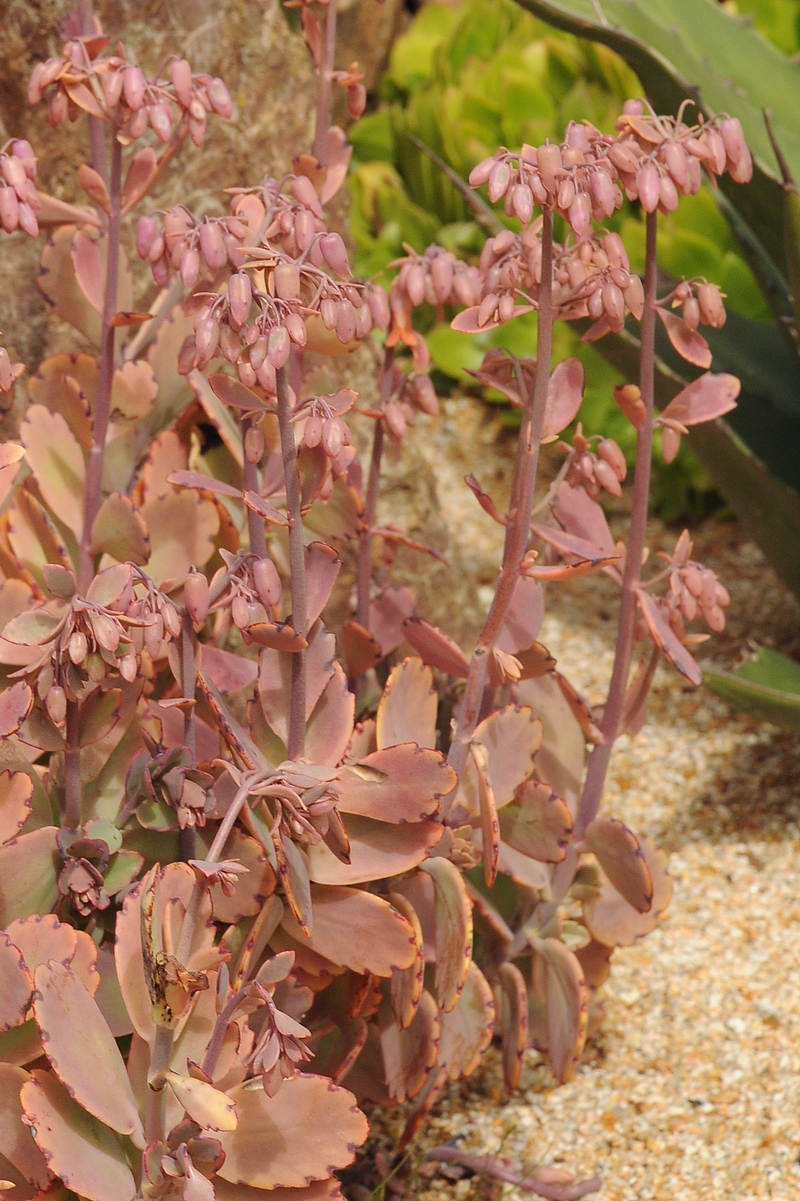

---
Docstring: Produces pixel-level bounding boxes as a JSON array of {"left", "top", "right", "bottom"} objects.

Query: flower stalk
[{"left": 276, "top": 364, "right": 307, "bottom": 758}]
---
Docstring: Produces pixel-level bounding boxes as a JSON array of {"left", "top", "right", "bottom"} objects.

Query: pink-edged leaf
[
  {"left": 524, "top": 558, "right": 618, "bottom": 581},
  {"left": 372, "top": 526, "right": 448, "bottom": 565},
  {"left": 473, "top": 704, "right": 542, "bottom": 808},
  {"left": 550, "top": 482, "right": 616, "bottom": 556},
  {"left": 86, "top": 563, "right": 132, "bottom": 608},
  {"left": 376, "top": 658, "right": 437, "bottom": 750},
  {"left": 496, "top": 961, "right": 528, "bottom": 1092},
  {"left": 70, "top": 229, "right": 103, "bottom": 313},
  {"left": 305, "top": 662, "right": 355, "bottom": 767},
  {"left": 469, "top": 743, "right": 499, "bottom": 887},
  {"left": 20, "top": 1069, "right": 136, "bottom": 1201},
  {"left": 272, "top": 829, "right": 313, "bottom": 936},
  {"left": 0, "top": 443, "right": 25, "bottom": 509},
  {"left": 661, "top": 371, "right": 740, "bottom": 426},
  {"left": 121, "top": 146, "right": 157, "bottom": 211},
  {"left": 0, "top": 1064, "right": 50, "bottom": 1190},
  {"left": 208, "top": 372, "right": 271, "bottom": 413},
  {"left": 245, "top": 620, "right": 306, "bottom": 651},
  {"left": 574, "top": 938, "right": 613, "bottom": 991},
  {"left": 216, "top": 1181, "right": 344, "bottom": 1201},
  {"left": 464, "top": 473, "right": 506, "bottom": 525},
  {"left": 420, "top": 857, "right": 472, "bottom": 1013},
  {"left": 620, "top": 649, "right": 659, "bottom": 737},
  {"left": 110, "top": 309, "right": 152, "bottom": 327},
  {"left": 580, "top": 314, "right": 611, "bottom": 343},
  {"left": 111, "top": 359, "right": 158, "bottom": 420},
  {"left": 584, "top": 835, "right": 672, "bottom": 948},
  {"left": 20, "top": 404, "right": 85, "bottom": 540},
  {"left": 380, "top": 988, "right": 440, "bottom": 1102},
  {"left": 499, "top": 779, "right": 573, "bottom": 863},
  {"left": 554, "top": 671, "right": 603, "bottom": 744},
  {"left": 530, "top": 522, "right": 618, "bottom": 566},
  {"left": 282, "top": 885, "right": 416, "bottom": 976},
  {"left": 168, "top": 470, "right": 242, "bottom": 499},
  {"left": 188, "top": 370, "right": 244, "bottom": 467},
  {"left": 584, "top": 816, "right": 653, "bottom": 913},
  {"left": 496, "top": 575, "right": 544, "bottom": 654},
  {"left": 450, "top": 304, "right": 533, "bottom": 333},
  {"left": 4, "top": 916, "right": 98, "bottom": 998},
  {"left": 438, "top": 960, "right": 495, "bottom": 1081},
  {"left": 339, "top": 744, "right": 455, "bottom": 823},
  {"left": 217, "top": 1074, "right": 367, "bottom": 1187},
  {"left": 496, "top": 839, "right": 551, "bottom": 892},
  {"left": 657, "top": 308, "right": 712, "bottom": 368},
  {"left": 0, "top": 934, "right": 32, "bottom": 1032},
  {"left": 320, "top": 127, "right": 354, "bottom": 206},
  {"left": 259, "top": 621, "right": 336, "bottom": 747},
  {"left": 32, "top": 962, "right": 144, "bottom": 1143},
  {"left": 388, "top": 891, "right": 425, "bottom": 1031},
  {"left": 531, "top": 938, "right": 588, "bottom": 1085},
  {"left": 305, "top": 542, "right": 342, "bottom": 627},
  {"left": 369, "top": 586, "right": 416, "bottom": 657},
  {"left": 402, "top": 616, "right": 469, "bottom": 677},
  {"left": 636, "top": 589, "right": 702, "bottom": 685},
  {"left": 201, "top": 644, "right": 258, "bottom": 694},
  {"left": 542, "top": 357, "right": 585, "bottom": 441},
  {"left": 307, "top": 815, "right": 443, "bottom": 886},
  {"left": 0, "top": 685, "right": 34, "bottom": 741},
  {"left": 64, "top": 80, "right": 105, "bottom": 118},
  {"left": 0, "top": 828, "right": 59, "bottom": 926},
  {"left": 89, "top": 492, "right": 150, "bottom": 565},
  {"left": 243, "top": 491, "right": 290, "bottom": 526},
  {"left": 163, "top": 1070, "right": 237, "bottom": 1132},
  {"left": 516, "top": 674, "right": 585, "bottom": 810},
  {"left": 342, "top": 620, "right": 382, "bottom": 677}
]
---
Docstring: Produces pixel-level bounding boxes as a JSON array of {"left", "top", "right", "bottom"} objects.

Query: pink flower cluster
[
  {"left": 560, "top": 425, "right": 628, "bottom": 500},
  {"left": 0, "top": 140, "right": 39, "bottom": 237},
  {"left": 662, "top": 530, "right": 730, "bottom": 634}
]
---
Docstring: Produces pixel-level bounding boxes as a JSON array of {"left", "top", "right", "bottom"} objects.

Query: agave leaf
[
  {"left": 531, "top": 937, "right": 588, "bottom": 1086},
  {"left": 499, "top": 779, "right": 574, "bottom": 864},
  {"left": 32, "top": 962, "right": 144, "bottom": 1143},
  {"left": 438, "top": 961, "right": 494, "bottom": 1081},
  {"left": 20, "top": 1069, "right": 136, "bottom": 1201},
  {"left": 163, "top": 1070, "right": 237, "bottom": 1132},
  {"left": 376, "top": 659, "right": 437, "bottom": 752},
  {"left": 584, "top": 834, "right": 672, "bottom": 948},
  {"left": 0, "top": 685, "right": 35, "bottom": 741},
  {"left": 195, "top": 827, "right": 276, "bottom": 924},
  {"left": 304, "top": 663, "right": 356, "bottom": 767},
  {"left": 339, "top": 744, "right": 455, "bottom": 823},
  {"left": 402, "top": 616, "right": 470, "bottom": 677},
  {"left": 217, "top": 1075, "right": 367, "bottom": 1188},
  {"left": 20, "top": 406, "right": 85, "bottom": 541},
  {"left": 496, "top": 961, "right": 528, "bottom": 1093},
  {"left": 583, "top": 816, "right": 653, "bottom": 914},
  {"left": 282, "top": 885, "right": 416, "bottom": 976},
  {"left": 0, "top": 828, "right": 59, "bottom": 926},
  {"left": 420, "top": 858, "right": 472, "bottom": 1013},
  {"left": 380, "top": 989, "right": 440, "bottom": 1103},
  {"left": 307, "top": 815, "right": 443, "bottom": 886},
  {"left": 141, "top": 490, "right": 220, "bottom": 587},
  {"left": 471, "top": 704, "right": 543, "bottom": 808},
  {"left": 0, "top": 1064, "right": 50, "bottom": 1190},
  {"left": 704, "top": 646, "right": 800, "bottom": 730},
  {"left": 305, "top": 541, "right": 342, "bottom": 627},
  {"left": 387, "top": 891, "right": 425, "bottom": 1030},
  {"left": 0, "top": 935, "right": 32, "bottom": 1032},
  {"left": 89, "top": 492, "right": 150, "bottom": 565},
  {"left": 636, "top": 589, "right": 702, "bottom": 686}
]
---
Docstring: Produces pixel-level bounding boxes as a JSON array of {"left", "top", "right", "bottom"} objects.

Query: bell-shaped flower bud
[
  {"left": 602, "top": 280, "right": 625, "bottom": 326},
  {"left": 658, "top": 174, "right": 679, "bottom": 213},
  {"left": 406, "top": 262, "right": 426, "bottom": 307},
  {"left": 488, "top": 160, "right": 511, "bottom": 204},
  {"left": 208, "top": 77, "right": 232, "bottom": 119},
  {"left": 590, "top": 168, "right": 617, "bottom": 217},
  {"left": 228, "top": 272, "right": 252, "bottom": 329},
  {"left": 469, "top": 156, "right": 496, "bottom": 188},
  {"left": 567, "top": 192, "right": 591, "bottom": 236},
  {"left": 319, "top": 232, "right": 350, "bottom": 277},
  {"left": 536, "top": 143, "right": 562, "bottom": 194},
  {"left": 321, "top": 417, "right": 344, "bottom": 458},
  {"left": 103, "top": 68, "right": 125, "bottom": 108},
  {"left": 0, "top": 187, "right": 20, "bottom": 234},
  {"left": 636, "top": 162, "right": 661, "bottom": 213},
  {"left": 696, "top": 282, "right": 726, "bottom": 328},
  {"left": 285, "top": 312, "right": 307, "bottom": 347},
  {"left": 253, "top": 558, "right": 282, "bottom": 608},
  {"left": 123, "top": 65, "right": 146, "bottom": 111},
  {"left": 597, "top": 438, "right": 627, "bottom": 481},
  {"left": 46, "top": 685, "right": 67, "bottom": 725},
  {"left": 335, "top": 299, "right": 357, "bottom": 344},
  {"left": 664, "top": 141, "right": 689, "bottom": 191},
  {"left": 498, "top": 293, "right": 516, "bottom": 323},
  {"left": 17, "top": 202, "right": 38, "bottom": 238},
  {"left": 198, "top": 221, "right": 227, "bottom": 270},
  {"left": 511, "top": 182, "right": 534, "bottom": 225},
  {"left": 170, "top": 58, "right": 194, "bottom": 108},
  {"left": 268, "top": 325, "right": 290, "bottom": 369},
  {"left": 238, "top": 361, "right": 257, "bottom": 387},
  {"left": 719, "top": 117, "right": 745, "bottom": 166},
  {"left": 244, "top": 424, "right": 265, "bottom": 464},
  {"left": 290, "top": 174, "right": 323, "bottom": 218},
  {"left": 682, "top": 295, "right": 700, "bottom": 331},
  {"left": 303, "top": 412, "right": 323, "bottom": 449},
  {"left": 274, "top": 261, "right": 300, "bottom": 301},
  {"left": 728, "top": 143, "right": 753, "bottom": 184},
  {"left": 320, "top": 297, "right": 337, "bottom": 330},
  {"left": 184, "top": 568, "right": 210, "bottom": 625},
  {"left": 661, "top": 425, "right": 681, "bottom": 464},
  {"left": 194, "top": 314, "right": 220, "bottom": 361}
]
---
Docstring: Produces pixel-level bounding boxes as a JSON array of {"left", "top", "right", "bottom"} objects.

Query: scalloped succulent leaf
[
  {"left": 583, "top": 816, "right": 653, "bottom": 913},
  {"left": 388, "top": 891, "right": 425, "bottom": 1031},
  {"left": 282, "top": 885, "right": 417, "bottom": 976},
  {"left": 0, "top": 828, "right": 60, "bottom": 926},
  {"left": 420, "top": 857, "right": 473, "bottom": 1012},
  {"left": 0, "top": 1064, "right": 50, "bottom": 1190},
  {"left": 584, "top": 834, "right": 673, "bottom": 948},
  {"left": 376, "top": 658, "right": 437, "bottom": 751},
  {"left": 531, "top": 937, "right": 588, "bottom": 1085},
  {"left": 496, "top": 960, "right": 528, "bottom": 1093},
  {"left": 380, "top": 989, "right": 440, "bottom": 1103},
  {"left": 438, "top": 960, "right": 495, "bottom": 1081},
  {"left": 499, "top": 779, "right": 574, "bottom": 863},
  {"left": 339, "top": 744, "right": 455, "bottom": 823}
]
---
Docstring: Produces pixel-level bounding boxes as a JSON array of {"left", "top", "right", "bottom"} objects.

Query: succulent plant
[{"left": 0, "top": 2, "right": 752, "bottom": 1198}]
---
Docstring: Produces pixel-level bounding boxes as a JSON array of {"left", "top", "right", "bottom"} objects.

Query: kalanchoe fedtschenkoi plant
[{"left": 0, "top": 0, "right": 751, "bottom": 1195}]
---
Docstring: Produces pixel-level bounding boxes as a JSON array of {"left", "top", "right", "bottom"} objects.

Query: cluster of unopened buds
[
  {"left": 29, "top": 37, "right": 231, "bottom": 145},
  {"left": 0, "top": 139, "right": 39, "bottom": 237},
  {"left": 137, "top": 207, "right": 249, "bottom": 289},
  {"left": 559, "top": 424, "right": 628, "bottom": 499},
  {"left": 668, "top": 277, "right": 726, "bottom": 330},
  {"left": 295, "top": 388, "right": 356, "bottom": 469},
  {"left": 389, "top": 244, "right": 479, "bottom": 358},
  {"left": 661, "top": 530, "right": 730, "bottom": 633},
  {"left": 185, "top": 551, "right": 284, "bottom": 638}
]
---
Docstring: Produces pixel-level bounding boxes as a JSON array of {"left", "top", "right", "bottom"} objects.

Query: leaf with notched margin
[
  {"left": 305, "top": 663, "right": 355, "bottom": 767},
  {"left": 380, "top": 989, "right": 440, "bottom": 1103},
  {"left": 142, "top": 490, "right": 219, "bottom": 588},
  {"left": 472, "top": 704, "right": 542, "bottom": 808},
  {"left": 217, "top": 1075, "right": 367, "bottom": 1188},
  {"left": 339, "top": 744, "right": 455, "bottom": 824},
  {"left": 195, "top": 826, "right": 276, "bottom": 924},
  {"left": 0, "top": 1064, "right": 50, "bottom": 1190},
  {"left": 420, "top": 858, "right": 472, "bottom": 1013},
  {"left": 542, "top": 357, "right": 585, "bottom": 441},
  {"left": 32, "top": 962, "right": 144, "bottom": 1143},
  {"left": 660, "top": 372, "right": 739, "bottom": 427},
  {"left": 0, "top": 443, "right": 25, "bottom": 509},
  {"left": 583, "top": 816, "right": 653, "bottom": 914},
  {"left": 90, "top": 492, "right": 150, "bottom": 565},
  {"left": 307, "top": 815, "right": 443, "bottom": 886},
  {"left": 20, "top": 405, "right": 85, "bottom": 540},
  {"left": 584, "top": 835, "right": 673, "bottom": 948},
  {"left": 377, "top": 658, "right": 437, "bottom": 751},
  {"left": 388, "top": 891, "right": 424, "bottom": 1030},
  {"left": 575, "top": 938, "right": 613, "bottom": 992},
  {"left": 259, "top": 622, "right": 336, "bottom": 748},
  {"left": 215, "top": 1180, "right": 345, "bottom": 1201},
  {"left": 163, "top": 1070, "right": 237, "bottom": 1132},
  {"left": 438, "top": 961, "right": 495, "bottom": 1081},
  {"left": 272, "top": 828, "right": 313, "bottom": 936},
  {"left": 499, "top": 780, "right": 573, "bottom": 864},
  {"left": 402, "top": 616, "right": 470, "bottom": 678},
  {"left": 496, "top": 961, "right": 528, "bottom": 1093},
  {"left": 21, "top": 1070, "right": 136, "bottom": 1201},
  {"left": 496, "top": 575, "right": 544, "bottom": 655},
  {"left": 469, "top": 742, "right": 499, "bottom": 887},
  {"left": 305, "top": 541, "right": 342, "bottom": 627},
  {"left": 531, "top": 938, "right": 587, "bottom": 1086},
  {"left": 343, "top": 619, "right": 382, "bottom": 678},
  {"left": 0, "top": 769, "right": 33, "bottom": 841},
  {"left": 0, "top": 827, "right": 60, "bottom": 926},
  {"left": 657, "top": 308, "right": 712, "bottom": 368},
  {"left": 0, "top": 934, "right": 32, "bottom": 1031},
  {"left": 282, "top": 885, "right": 416, "bottom": 976},
  {"left": 369, "top": 586, "right": 416, "bottom": 657},
  {"left": 26, "top": 353, "right": 96, "bottom": 446}
]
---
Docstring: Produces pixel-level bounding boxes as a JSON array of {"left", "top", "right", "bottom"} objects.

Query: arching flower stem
[{"left": 276, "top": 363, "right": 308, "bottom": 758}]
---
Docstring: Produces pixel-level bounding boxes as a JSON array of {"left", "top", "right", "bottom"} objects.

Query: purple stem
[
  {"left": 77, "top": 0, "right": 107, "bottom": 182},
  {"left": 312, "top": 0, "right": 339, "bottom": 164},
  {"left": 355, "top": 346, "right": 394, "bottom": 627},
  {"left": 447, "top": 206, "right": 555, "bottom": 773},
  {"left": 276, "top": 364, "right": 307, "bottom": 758},
  {"left": 425, "top": 1148, "right": 601, "bottom": 1201},
  {"left": 573, "top": 209, "right": 658, "bottom": 841},
  {"left": 179, "top": 611, "right": 198, "bottom": 862},
  {"left": 78, "top": 134, "right": 123, "bottom": 594}
]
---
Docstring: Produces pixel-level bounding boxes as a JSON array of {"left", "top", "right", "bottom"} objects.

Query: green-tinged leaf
[
  {"left": 438, "top": 961, "right": 495, "bottom": 1081},
  {"left": 20, "top": 406, "right": 85, "bottom": 541},
  {"left": 583, "top": 835, "right": 673, "bottom": 948},
  {"left": 496, "top": 961, "right": 528, "bottom": 1092},
  {"left": 282, "top": 886, "right": 417, "bottom": 976},
  {"left": 583, "top": 816, "right": 653, "bottom": 913},
  {"left": 217, "top": 1075, "right": 367, "bottom": 1188},
  {"left": 0, "top": 828, "right": 60, "bottom": 926},
  {"left": 90, "top": 492, "right": 150, "bottom": 565},
  {"left": 32, "top": 962, "right": 144, "bottom": 1144},
  {"left": 531, "top": 936, "right": 587, "bottom": 1085},
  {"left": 20, "top": 1069, "right": 136, "bottom": 1201},
  {"left": 79, "top": 688, "right": 122, "bottom": 748},
  {"left": 705, "top": 646, "right": 800, "bottom": 729},
  {"left": 163, "top": 1070, "right": 237, "bottom": 1132},
  {"left": 0, "top": 1064, "right": 49, "bottom": 1190},
  {"left": 380, "top": 989, "right": 440, "bottom": 1103},
  {"left": 420, "top": 857, "right": 473, "bottom": 1012},
  {"left": 499, "top": 779, "right": 573, "bottom": 863}
]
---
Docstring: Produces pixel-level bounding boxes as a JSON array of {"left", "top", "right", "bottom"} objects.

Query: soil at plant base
[{"left": 339, "top": 381, "right": 800, "bottom": 1201}]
